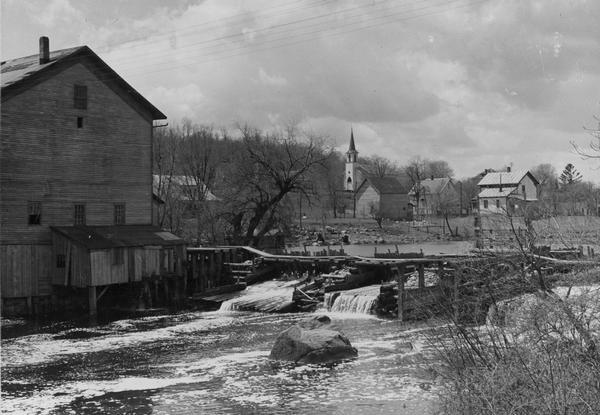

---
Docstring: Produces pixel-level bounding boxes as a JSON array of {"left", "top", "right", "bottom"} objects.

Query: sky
[{"left": 2, "top": 0, "right": 600, "bottom": 181}]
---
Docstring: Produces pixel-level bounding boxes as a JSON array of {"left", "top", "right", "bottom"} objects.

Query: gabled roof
[
  {"left": 51, "top": 225, "right": 184, "bottom": 250},
  {"left": 153, "top": 175, "right": 219, "bottom": 201},
  {"left": 478, "top": 170, "right": 538, "bottom": 187},
  {"left": 1, "top": 45, "right": 166, "bottom": 120},
  {"left": 359, "top": 176, "right": 406, "bottom": 194},
  {"left": 478, "top": 187, "right": 517, "bottom": 198},
  {"left": 409, "top": 177, "right": 452, "bottom": 195}
]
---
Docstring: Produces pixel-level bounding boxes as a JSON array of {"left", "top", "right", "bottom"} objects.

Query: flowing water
[
  {"left": 324, "top": 285, "right": 381, "bottom": 314},
  {"left": 2, "top": 289, "right": 445, "bottom": 414}
]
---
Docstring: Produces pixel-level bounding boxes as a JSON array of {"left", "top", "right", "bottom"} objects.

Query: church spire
[{"left": 348, "top": 127, "right": 356, "bottom": 152}]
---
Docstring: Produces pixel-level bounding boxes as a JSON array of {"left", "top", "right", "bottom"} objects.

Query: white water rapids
[{"left": 324, "top": 285, "right": 381, "bottom": 314}]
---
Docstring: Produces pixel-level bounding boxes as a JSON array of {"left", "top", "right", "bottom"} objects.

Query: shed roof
[
  {"left": 1, "top": 45, "right": 166, "bottom": 120},
  {"left": 51, "top": 225, "right": 184, "bottom": 250},
  {"left": 478, "top": 187, "right": 517, "bottom": 198}
]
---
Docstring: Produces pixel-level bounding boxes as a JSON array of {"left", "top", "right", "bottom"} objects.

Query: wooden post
[
  {"left": 26, "top": 296, "right": 33, "bottom": 316},
  {"left": 418, "top": 264, "right": 425, "bottom": 289},
  {"left": 395, "top": 265, "right": 405, "bottom": 321},
  {"left": 88, "top": 286, "right": 97, "bottom": 316},
  {"left": 452, "top": 273, "right": 459, "bottom": 322}
]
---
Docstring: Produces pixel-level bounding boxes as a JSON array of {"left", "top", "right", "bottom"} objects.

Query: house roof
[
  {"left": 51, "top": 225, "right": 184, "bottom": 250},
  {"left": 478, "top": 187, "right": 517, "bottom": 198},
  {"left": 359, "top": 176, "right": 406, "bottom": 194},
  {"left": 152, "top": 175, "right": 219, "bottom": 201},
  {"left": 1, "top": 45, "right": 166, "bottom": 120},
  {"left": 409, "top": 177, "right": 451, "bottom": 195},
  {"left": 477, "top": 170, "right": 538, "bottom": 186}
]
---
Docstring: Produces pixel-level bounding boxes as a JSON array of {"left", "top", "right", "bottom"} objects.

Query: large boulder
[{"left": 270, "top": 315, "right": 358, "bottom": 364}]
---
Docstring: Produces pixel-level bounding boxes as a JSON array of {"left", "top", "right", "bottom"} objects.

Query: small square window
[
  {"left": 77, "top": 117, "right": 83, "bottom": 128},
  {"left": 28, "top": 201, "right": 41, "bottom": 225},
  {"left": 56, "top": 254, "right": 66, "bottom": 268},
  {"left": 114, "top": 203, "right": 126, "bottom": 225},
  {"left": 483, "top": 200, "right": 489, "bottom": 209},
  {"left": 74, "top": 85, "right": 87, "bottom": 109},
  {"left": 74, "top": 204, "right": 86, "bottom": 225}
]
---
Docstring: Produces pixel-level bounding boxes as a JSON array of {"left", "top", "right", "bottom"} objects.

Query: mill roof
[
  {"left": 1, "top": 45, "right": 166, "bottom": 120},
  {"left": 51, "top": 225, "right": 184, "bottom": 250}
]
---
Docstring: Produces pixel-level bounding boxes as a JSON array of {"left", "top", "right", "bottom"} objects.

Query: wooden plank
[{"left": 64, "top": 242, "right": 72, "bottom": 286}]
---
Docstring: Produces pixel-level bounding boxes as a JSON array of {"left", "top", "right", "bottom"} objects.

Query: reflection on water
[{"left": 2, "top": 311, "right": 442, "bottom": 414}]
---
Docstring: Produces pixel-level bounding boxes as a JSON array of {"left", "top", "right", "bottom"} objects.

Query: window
[
  {"left": 114, "top": 203, "right": 126, "bottom": 225},
  {"left": 28, "top": 201, "right": 41, "bottom": 225},
  {"left": 56, "top": 254, "right": 65, "bottom": 268},
  {"left": 483, "top": 200, "right": 488, "bottom": 209},
  {"left": 113, "top": 247, "right": 124, "bottom": 265},
  {"left": 77, "top": 117, "right": 83, "bottom": 128},
  {"left": 521, "top": 185, "right": 525, "bottom": 193},
  {"left": 496, "top": 199, "right": 500, "bottom": 208},
  {"left": 74, "top": 204, "right": 86, "bottom": 225},
  {"left": 74, "top": 85, "right": 87, "bottom": 109}
]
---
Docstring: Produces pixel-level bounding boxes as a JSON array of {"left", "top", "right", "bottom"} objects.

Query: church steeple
[
  {"left": 344, "top": 128, "right": 358, "bottom": 191},
  {"left": 346, "top": 127, "right": 358, "bottom": 163}
]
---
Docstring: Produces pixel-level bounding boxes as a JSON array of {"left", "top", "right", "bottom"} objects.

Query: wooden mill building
[{"left": 1, "top": 37, "right": 185, "bottom": 315}]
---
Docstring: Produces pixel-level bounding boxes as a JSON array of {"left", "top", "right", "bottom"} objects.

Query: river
[{"left": 1, "top": 306, "right": 445, "bottom": 414}]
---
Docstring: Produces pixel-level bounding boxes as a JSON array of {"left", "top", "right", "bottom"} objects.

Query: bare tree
[
  {"left": 180, "top": 125, "right": 224, "bottom": 244},
  {"left": 572, "top": 116, "right": 600, "bottom": 159},
  {"left": 361, "top": 155, "right": 398, "bottom": 178},
  {"left": 222, "top": 125, "right": 332, "bottom": 246}
]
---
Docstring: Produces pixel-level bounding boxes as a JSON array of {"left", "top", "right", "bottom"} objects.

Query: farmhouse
[
  {"left": 477, "top": 168, "right": 539, "bottom": 214},
  {"left": 408, "top": 177, "right": 459, "bottom": 218},
  {"left": 1, "top": 37, "right": 185, "bottom": 315}
]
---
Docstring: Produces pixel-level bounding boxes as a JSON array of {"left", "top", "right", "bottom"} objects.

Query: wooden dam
[{"left": 187, "top": 246, "right": 476, "bottom": 321}]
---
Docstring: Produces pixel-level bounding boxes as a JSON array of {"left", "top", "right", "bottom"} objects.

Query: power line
[{"left": 110, "top": 0, "right": 486, "bottom": 80}]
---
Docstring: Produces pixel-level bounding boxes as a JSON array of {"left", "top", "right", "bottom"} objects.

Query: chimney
[
  {"left": 506, "top": 165, "right": 511, "bottom": 173},
  {"left": 39, "top": 36, "right": 50, "bottom": 64}
]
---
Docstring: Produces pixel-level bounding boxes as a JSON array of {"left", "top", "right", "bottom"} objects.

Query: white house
[{"left": 477, "top": 169, "right": 539, "bottom": 214}]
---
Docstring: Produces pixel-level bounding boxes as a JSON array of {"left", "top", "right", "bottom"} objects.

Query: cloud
[{"left": 30, "top": 0, "right": 83, "bottom": 27}]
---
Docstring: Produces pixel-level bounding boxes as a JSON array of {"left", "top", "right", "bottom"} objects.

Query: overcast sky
[{"left": 2, "top": 0, "right": 600, "bottom": 180}]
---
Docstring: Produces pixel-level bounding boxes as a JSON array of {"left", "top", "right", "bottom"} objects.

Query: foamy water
[{"left": 2, "top": 310, "right": 442, "bottom": 414}]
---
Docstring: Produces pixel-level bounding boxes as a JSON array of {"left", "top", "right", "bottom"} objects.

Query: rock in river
[{"left": 270, "top": 315, "right": 358, "bottom": 364}]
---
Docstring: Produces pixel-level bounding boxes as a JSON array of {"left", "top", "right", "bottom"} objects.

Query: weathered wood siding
[
  {"left": 0, "top": 245, "right": 52, "bottom": 297},
  {"left": 1, "top": 60, "right": 156, "bottom": 298},
  {"left": 51, "top": 233, "right": 91, "bottom": 287},
  {"left": 1, "top": 61, "right": 154, "bottom": 247}
]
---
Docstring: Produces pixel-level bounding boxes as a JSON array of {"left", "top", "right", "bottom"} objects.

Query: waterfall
[
  {"left": 325, "top": 285, "right": 380, "bottom": 314},
  {"left": 218, "top": 280, "right": 298, "bottom": 313}
]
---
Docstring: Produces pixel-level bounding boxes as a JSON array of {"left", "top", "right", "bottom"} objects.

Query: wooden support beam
[
  {"left": 88, "top": 286, "right": 97, "bottom": 316},
  {"left": 418, "top": 264, "right": 425, "bottom": 289},
  {"left": 96, "top": 285, "right": 110, "bottom": 302},
  {"left": 393, "top": 265, "right": 406, "bottom": 321}
]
